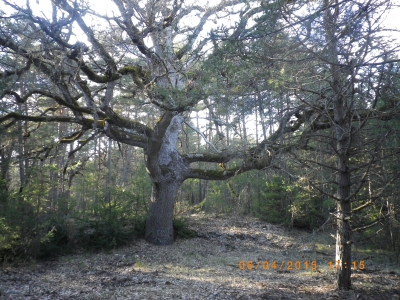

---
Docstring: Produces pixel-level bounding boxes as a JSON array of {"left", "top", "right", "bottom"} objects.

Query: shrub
[
  {"left": 253, "top": 176, "right": 292, "bottom": 225},
  {"left": 74, "top": 205, "right": 134, "bottom": 251},
  {"left": 130, "top": 214, "right": 147, "bottom": 238},
  {"left": 173, "top": 217, "right": 196, "bottom": 239},
  {"left": 36, "top": 219, "right": 70, "bottom": 259}
]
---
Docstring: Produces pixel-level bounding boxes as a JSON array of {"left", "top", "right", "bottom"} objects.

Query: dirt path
[{"left": 1, "top": 214, "right": 399, "bottom": 299}]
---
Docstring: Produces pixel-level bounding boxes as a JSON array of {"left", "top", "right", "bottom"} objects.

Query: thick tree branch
[
  {"left": 176, "top": 0, "right": 245, "bottom": 60},
  {"left": 113, "top": 0, "right": 155, "bottom": 58},
  {"left": 0, "top": 112, "right": 80, "bottom": 124},
  {"left": 0, "top": 60, "right": 32, "bottom": 78}
]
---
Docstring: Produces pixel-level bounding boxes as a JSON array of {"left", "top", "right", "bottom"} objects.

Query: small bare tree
[{"left": 281, "top": 0, "right": 400, "bottom": 289}]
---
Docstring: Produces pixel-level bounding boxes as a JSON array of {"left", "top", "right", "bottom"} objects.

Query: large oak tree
[
  {"left": 0, "top": 0, "right": 298, "bottom": 246},
  {"left": 1, "top": 0, "right": 400, "bottom": 291}
]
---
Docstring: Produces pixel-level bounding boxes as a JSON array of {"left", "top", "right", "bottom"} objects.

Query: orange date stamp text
[{"left": 238, "top": 260, "right": 365, "bottom": 271}]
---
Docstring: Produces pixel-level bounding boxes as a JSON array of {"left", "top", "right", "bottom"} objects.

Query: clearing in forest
[{"left": 0, "top": 214, "right": 399, "bottom": 299}]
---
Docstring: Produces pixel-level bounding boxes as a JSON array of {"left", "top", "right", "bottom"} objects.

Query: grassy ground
[{"left": 0, "top": 214, "right": 399, "bottom": 299}]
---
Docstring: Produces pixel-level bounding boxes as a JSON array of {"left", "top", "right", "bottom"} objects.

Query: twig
[{"left": 184, "top": 120, "right": 220, "bottom": 153}]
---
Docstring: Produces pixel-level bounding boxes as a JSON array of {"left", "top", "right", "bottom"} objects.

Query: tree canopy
[{"left": 1, "top": 0, "right": 400, "bottom": 290}]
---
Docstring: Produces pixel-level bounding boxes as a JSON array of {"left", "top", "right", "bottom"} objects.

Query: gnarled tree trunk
[
  {"left": 145, "top": 111, "right": 188, "bottom": 245},
  {"left": 146, "top": 180, "right": 181, "bottom": 245}
]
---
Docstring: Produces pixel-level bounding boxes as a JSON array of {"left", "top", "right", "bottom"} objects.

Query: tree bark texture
[
  {"left": 145, "top": 181, "right": 180, "bottom": 245},
  {"left": 323, "top": 0, "right": 352, "bottom": 289},
  {"left": 145, "top": 112, "right": 188, "bottom": 245}
]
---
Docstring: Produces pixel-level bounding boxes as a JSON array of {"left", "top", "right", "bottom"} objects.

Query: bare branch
[{"left": 184, "top": 120, "right": 220, "bottom": 153}]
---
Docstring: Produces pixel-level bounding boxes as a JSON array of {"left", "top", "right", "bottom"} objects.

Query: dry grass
[{"left": 0, "top": 214, "right": 399, "bottom": 299}]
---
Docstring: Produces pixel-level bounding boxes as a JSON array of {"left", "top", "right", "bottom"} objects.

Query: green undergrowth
[{"left": 0, "top": 198, "right": 195, "bottom": 264}]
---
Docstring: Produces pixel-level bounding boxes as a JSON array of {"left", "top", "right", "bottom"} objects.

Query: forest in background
[{"left": 1, "top": 0, "right": 400, "bottom": 290}]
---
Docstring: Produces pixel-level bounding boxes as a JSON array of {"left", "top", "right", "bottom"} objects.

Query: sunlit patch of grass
[{"left": 134, "top": 258, "right": 149, "bottom": 270}]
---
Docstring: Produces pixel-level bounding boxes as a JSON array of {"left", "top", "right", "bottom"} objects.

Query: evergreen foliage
[
  {"left": 0, "top": 1, "right": 400, "bottom": 290},
  {"left": 254, "top": 175, "right": 292, "bottom": 225}
]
